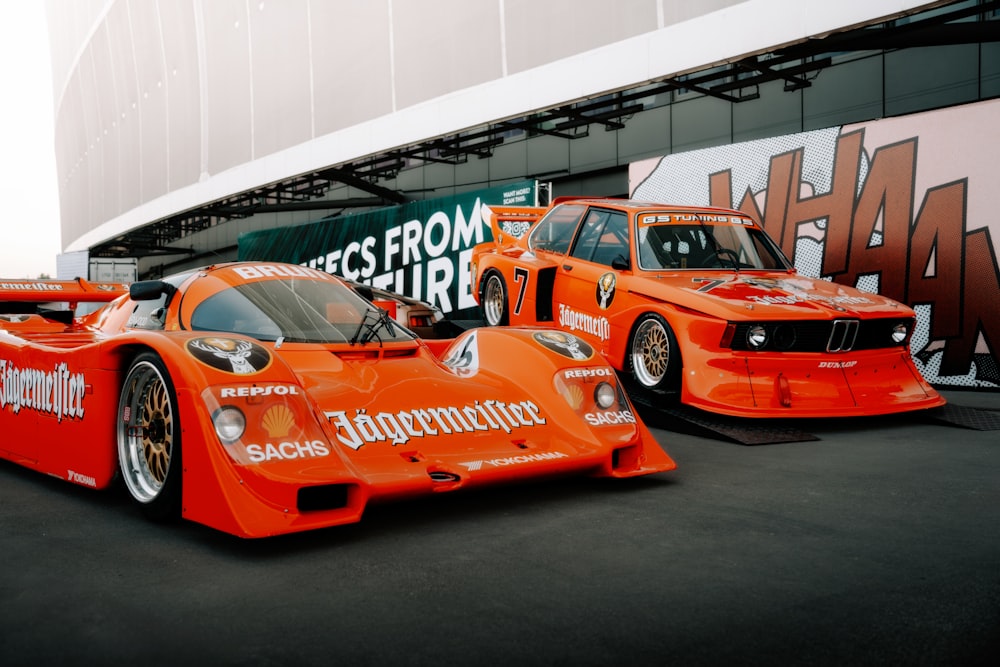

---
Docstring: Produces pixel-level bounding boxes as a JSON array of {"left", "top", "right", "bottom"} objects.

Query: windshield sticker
[
  {"left": 555, "top": 304, "right": 609, "bottom": 343},
  {"left": 325, "top": 399, "right": 547, "bottom": 451},
  {"left": 639, "top": 213, "right": 753, "bottom": 226},
  {"left": 0, "top": 359, "right": 86, "bottom": 421},
  {"left": 533, "top": 329, "right": 596, "bottom": 359},
  {"left": 596, "top": 272, "right": 616, "bottom": 309},
  {"left": 187, "top": 337, "right": 272, "bottom": 375},
  {"left": 231, "top": 264, "right": 331, "bottom": 281}
]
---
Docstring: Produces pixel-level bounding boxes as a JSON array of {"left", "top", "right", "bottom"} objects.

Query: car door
[{"left": 551, "top": 207, "right": 631, "bottom": 352}]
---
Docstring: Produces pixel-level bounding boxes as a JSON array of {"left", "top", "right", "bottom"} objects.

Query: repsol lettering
[
  {"left": 563, "top": 367, "right": 614, "bottom": 379},
  {"left": 220, "top": 385, "right": 300, "bottom": 398}
]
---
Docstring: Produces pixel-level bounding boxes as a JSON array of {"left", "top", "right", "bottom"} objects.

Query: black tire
[
  {"left": 628, "top": 313, "right": 681, "bottom": 393},
  {"left": 481, "top": 271, "right": 510, "bottom": 326},
  {"left": 117, "top": 352, "right": 182, "bottom": 522}
]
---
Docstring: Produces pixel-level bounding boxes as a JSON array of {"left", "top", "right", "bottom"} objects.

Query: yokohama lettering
[
  {"left": 0, "top": 359, "right": 86, "bottom": 421},
  {"left": 460, "top": 451, "right": 569, "bottom": 471},
  {"left": 67, "top": 469, "right": 98, "bottom": 487},
  {"left": 324, "top": 399, "right": 546, "bottom": 451}
]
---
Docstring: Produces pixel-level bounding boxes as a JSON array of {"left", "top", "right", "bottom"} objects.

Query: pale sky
[{"left": 0, "top": 2, "right": 61, "bottom": 279}]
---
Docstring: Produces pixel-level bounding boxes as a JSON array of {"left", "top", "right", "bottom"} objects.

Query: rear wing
[
  {"left": 0, "top": 278, "right": 128, "bottom": 323},
  {"left": 482, "top": 204, "right": 548, "bottom": 246}
]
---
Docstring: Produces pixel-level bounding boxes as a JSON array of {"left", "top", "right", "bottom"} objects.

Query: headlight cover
[
  {"left": 213, "top": 406, "right": 247, "bottom": 443},
  {"left": 746, "top": 324, "right": 768, "bottom": 349},
  {"left": 594, "top": 382, "right": 617, "bottom": 409}
]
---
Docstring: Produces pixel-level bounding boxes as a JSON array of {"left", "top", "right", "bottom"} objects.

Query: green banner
[{"left": 239, "top": 180, "right": 536, "bottom": 319}]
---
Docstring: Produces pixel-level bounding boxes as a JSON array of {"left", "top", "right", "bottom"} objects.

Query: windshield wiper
[
  {"left": 694, "top": 215, "right": 740, "bottom": 272},
  {"left": 350, "top": 305, "right": 397, "bottom": 346}
]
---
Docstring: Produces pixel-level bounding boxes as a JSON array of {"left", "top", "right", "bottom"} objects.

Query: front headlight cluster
[
  {"left": 553, "top": 367, "right": 636, "bottom": 427},
  {"left": 724, "top": 318, "right": 913, "bottom": 352},
  {"left": 201, "top": 383, "right": 329, "bottom": 466}
]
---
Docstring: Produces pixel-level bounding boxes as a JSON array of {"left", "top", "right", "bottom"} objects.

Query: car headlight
[
  {"left": 891, "top": 322, "right": 909, "bottom": 344},
  {"left": 746, "top": 324, "right": 768, "bottom": 349},
  {"left": 594, "top": 382, "right": 617, "bottom": 409},
  {"left": 213, "top": 406, "right": 246, "bottom": 443}
]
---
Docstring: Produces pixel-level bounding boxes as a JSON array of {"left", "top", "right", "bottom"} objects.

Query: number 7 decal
[
  {"left": 693, "top": 277, "right": 727, "bottom": 292},
  {"left": 513, "top": 267, "right": 529, "bottom": 315}
]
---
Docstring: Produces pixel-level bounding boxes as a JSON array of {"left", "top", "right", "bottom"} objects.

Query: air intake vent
[
  {"left": 298, "top": 484, "right": 350, "bottom": 512},
  {"left": 428, "top": 471, "right": 462, "bottom": 483}
]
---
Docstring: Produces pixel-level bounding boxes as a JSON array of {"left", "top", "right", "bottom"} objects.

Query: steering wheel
[{"left": 714, "top": 247, "right": 742, "bottom": 270}]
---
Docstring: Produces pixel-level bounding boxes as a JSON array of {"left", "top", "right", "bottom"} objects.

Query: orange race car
[
  {"left": 471, "top": 197, "right": 944, "bottom": 418},
  {"left": 0, "top": 263, "right": 674, "bottom": 538}
]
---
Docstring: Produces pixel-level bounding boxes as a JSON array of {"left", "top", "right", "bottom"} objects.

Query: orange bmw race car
[
  {"left": 0, "top": 263, "right": 675, "bottom": 538},
  {"left": 471, "top": 197, "right": 945, "bottom": 418}
]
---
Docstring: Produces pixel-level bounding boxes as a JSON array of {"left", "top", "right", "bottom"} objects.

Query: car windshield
[
  {"left": 190, "top": 277, "right": 415, "bottom": 344},
  {"left": 636, "top": 222, "right": 791, "bottom": 271}
]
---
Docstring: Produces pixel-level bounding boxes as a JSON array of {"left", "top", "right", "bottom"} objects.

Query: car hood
[
  {"left": 275, "top": 346, "right": 587, "bottom": 460},
  {"left": 632, "top": 270, "right": 913, "bottom": 320}
]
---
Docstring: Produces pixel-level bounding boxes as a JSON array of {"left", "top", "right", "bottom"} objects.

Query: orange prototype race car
[
  {"left": 471, "top": 197, "right": 945, "bottom": 418},
  {"left": 0, "top": 263, "right": 674, "bottom": 538}
]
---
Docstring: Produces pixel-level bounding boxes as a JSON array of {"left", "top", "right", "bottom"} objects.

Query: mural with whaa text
[{"left": 631, "top": 98, "right": 1000, "bottom": 388}]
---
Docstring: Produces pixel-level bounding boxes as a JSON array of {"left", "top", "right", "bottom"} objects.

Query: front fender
[{"left": 437, "top": 326, "right": 676, "bottom": 476}]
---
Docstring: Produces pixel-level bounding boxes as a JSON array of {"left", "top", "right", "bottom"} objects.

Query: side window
[
  {"left": 592, "top": 211, "right": 629, "bottom": 266},
  {"left": 126, "top": 293, "right": 170, "bottom": 330},
  {"left": 528, "top": 204, "right": 586, "bottom": 255},
  {"left": 572, "top": 209, "right": 629, "bottom": 267},
  {"left": 570, "top": 209, "right": 609, "bottom": 262}
]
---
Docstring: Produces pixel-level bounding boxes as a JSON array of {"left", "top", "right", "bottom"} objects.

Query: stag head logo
[{"left": 187, "top": 337, "right": 271, "bottom": 375}]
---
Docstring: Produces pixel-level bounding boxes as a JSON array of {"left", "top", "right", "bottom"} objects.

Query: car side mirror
[
  {"left": 129, "top": 280, "right": 174, "bottom": 301},
  {"left": 611, "top": 254, "right": 630, "bottom": 271}
]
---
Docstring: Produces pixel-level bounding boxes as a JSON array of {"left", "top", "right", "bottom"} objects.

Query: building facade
[{"left": 46, "top": 0, "right": 1000, "bottom": 387}]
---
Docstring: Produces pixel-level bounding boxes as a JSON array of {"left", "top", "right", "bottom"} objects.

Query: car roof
[{"left": 550, "top": 196, "right": 744, "bottom": 216}]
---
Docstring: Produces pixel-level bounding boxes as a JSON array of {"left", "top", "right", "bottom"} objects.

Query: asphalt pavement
[{"left": 1, "top": 390, "right": 997, "bottom": 666}]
